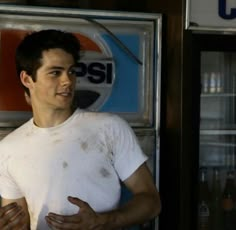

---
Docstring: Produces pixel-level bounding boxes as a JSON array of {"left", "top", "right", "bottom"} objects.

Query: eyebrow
[
  {"left": 45, "top": 65, "right": 75, "bottom": 71},
  {"left": 46, "top": 66, "right": 64, "bottom": 70}
]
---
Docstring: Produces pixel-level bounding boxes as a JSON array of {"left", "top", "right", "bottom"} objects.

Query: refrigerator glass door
[
  {"left": 200, "top": 51, "right": 236, "bottom": 168},
  {"left": 199, "top": 51, "right": 236, "bottom": 230}
]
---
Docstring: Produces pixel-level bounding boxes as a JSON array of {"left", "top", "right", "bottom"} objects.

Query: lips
[{"left": 56, "top": 91, "right": 73, "bottom": 97}]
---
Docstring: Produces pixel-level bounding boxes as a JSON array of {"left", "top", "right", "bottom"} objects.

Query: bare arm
[
  {"left": 98, "top": 163, "right": 161, "bottom": 228},
  {"left": 1, "top": 197, "right": 30, "bottom": 229},
  {"left": 46, "top": 163, "right": 161, "bottom": 229}
]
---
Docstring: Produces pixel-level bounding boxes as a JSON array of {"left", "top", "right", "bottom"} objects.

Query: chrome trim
[{"left": 0, "top": 4, "right": 160, "bottom": 20}]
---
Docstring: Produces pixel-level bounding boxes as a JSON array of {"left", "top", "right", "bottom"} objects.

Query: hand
[
  {"left": 45, "top": 196, "right": 105, "bottom": 230},
  {"left": 0, "top": 202, "right": 27, "bottom": 230}
]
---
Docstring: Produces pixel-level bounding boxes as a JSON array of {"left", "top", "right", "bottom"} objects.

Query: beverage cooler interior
[{"left": 198, "top": 51, "right": 236, "bottom": 230}]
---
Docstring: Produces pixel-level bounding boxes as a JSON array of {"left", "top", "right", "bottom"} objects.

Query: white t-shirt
[{"left": 0, "top": 109, "right": 147, "bottom": 229}]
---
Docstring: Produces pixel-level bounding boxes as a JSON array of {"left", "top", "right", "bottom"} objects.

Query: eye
[
  {"left": 49, "top": 70, "right": 61, "bottom": 77},
  {"left": 68, "top": 68, "right": 77, "bottom": 77}
]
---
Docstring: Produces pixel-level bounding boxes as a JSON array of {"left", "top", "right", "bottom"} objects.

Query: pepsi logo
[{"left": 73, "top": 33, "right": 115, "bottom": 111}]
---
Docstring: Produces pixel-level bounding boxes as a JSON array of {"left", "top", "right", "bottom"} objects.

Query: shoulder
[
  {"left": 75, "top": 109, "right": 127, "bottom": 127},
  {"left": 71, "top": 110, "right": 134, "bottom": 141},
  {"left": 0, "top": 119, "right": 33, "bottom": 144}
]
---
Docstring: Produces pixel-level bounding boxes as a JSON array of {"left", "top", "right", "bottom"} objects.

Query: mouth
[{"left": 56, "top": 92, "right": 73, "bottom": 97}]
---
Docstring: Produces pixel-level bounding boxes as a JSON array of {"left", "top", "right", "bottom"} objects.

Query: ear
[{"left": 20, "top": 71, "right": 33, "bottom": 89}]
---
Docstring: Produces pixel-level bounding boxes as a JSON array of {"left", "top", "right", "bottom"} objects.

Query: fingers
[
  {"left": 67, "top": 196, "right": 88, "bottom": 208},
  {"left": 45, "top": 197, "right": 98, "bottom": 230},
  {"left": 45, "top": 214, "right": 81, "bottom": 229},
  {"left": 0, "top": 203, "right": 17, "bottom": 217},
  {"left": 3, "top": 213, "right": 25, "bottom": 230},
  {"left": 46, "top": 212, "right": 81, "bottom": 223},
  {"left": 0, "top": 203, "right": 25, "bottom": 230},
  {"left": 45, "top": 197, "right": 85, "bottom": 227},
  {"left": 6, "top": 205, "right": 25, "bottom": 224}
]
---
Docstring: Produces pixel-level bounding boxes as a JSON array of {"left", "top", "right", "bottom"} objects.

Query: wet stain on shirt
[
  {"left": 53, "top": 139, "right": 61, "bottom": 144},
  {"left": 51, "top": 132, "right": 59, "bottom": 136},
  {"left": 100, "top": 167, "right": 111, "bottom": 178},
  {"left": 62, "top": 161, "right": 68, "bottom": 169},
  {"left": 25, "top": 127, "right": 35, "bottom": 137},
  {"left": 99, "top": 146, "right": 104, "bottom": 153},
  {"left": 81, "top": 141, "right": 88, "bottom": 151}
]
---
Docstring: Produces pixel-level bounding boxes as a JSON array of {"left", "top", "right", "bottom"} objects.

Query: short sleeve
[
  {"left": 0, "top": 144, "right": 24, "bottom": 199},
  {"left": 108, "top": 115, "right": 148, "bottom": 181}
]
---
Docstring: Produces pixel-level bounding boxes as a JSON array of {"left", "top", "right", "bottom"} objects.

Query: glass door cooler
[{"left": 197, "top": 35, "right": 236, "bottom": 230}]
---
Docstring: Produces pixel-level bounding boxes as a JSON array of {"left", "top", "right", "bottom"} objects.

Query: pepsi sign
[
  {"left": 72, "top": 32, "right": 115, "bottom": 111},
  {"left": 76, "top": 60, "right": 114, "bottom": 84},
  {"left": 74, "top": 59, "right": 115, "bottom": 110}
]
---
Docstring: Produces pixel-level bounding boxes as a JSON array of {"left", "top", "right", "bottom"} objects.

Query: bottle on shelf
[
  {"left": 202, "top": 72, "right": 209, "bottom": 94},
  {"left": 221, "top": 170, "right": 236, "bottom": 230},
  {"left": 198, "top": 167, "right": 211, "bottom": 230},
  {"left": 209, "top": 72, "right": 217, "bottom": 94},
  {"left": 216, "top": 72, "right": 223, "bottom": 93},
  {"left": 210, "top": 167, "right": 223, "bottom": 230}
]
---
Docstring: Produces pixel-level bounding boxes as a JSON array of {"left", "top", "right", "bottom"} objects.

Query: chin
[{"left": 56, "top": 102, "right": 73, "bottom": 110}]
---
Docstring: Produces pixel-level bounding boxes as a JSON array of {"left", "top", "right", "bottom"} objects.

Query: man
[{"left": 0, "top": 29, "right": 161, "bottom": 229}]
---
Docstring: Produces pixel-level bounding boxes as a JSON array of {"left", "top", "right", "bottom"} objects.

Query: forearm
[{"left": 98, "top": 192, "right": 161, "bottom": 229}]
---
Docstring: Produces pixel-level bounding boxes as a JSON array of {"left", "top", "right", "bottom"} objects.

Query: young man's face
[{"left": 29, "top": 48, "right": 77, "bottom": 111}]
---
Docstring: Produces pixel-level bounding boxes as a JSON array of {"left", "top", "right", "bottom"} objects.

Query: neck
[{"left": 32, "top": 107, "right": 74, "bottom": 128}]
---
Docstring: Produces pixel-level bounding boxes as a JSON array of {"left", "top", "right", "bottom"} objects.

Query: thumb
[{"left": 67, "top": 196, "right": 86, "bottom": 208}]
